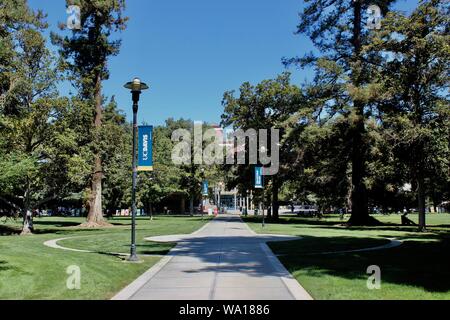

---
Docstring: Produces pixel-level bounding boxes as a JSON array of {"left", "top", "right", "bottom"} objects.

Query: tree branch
[
  {"left": 0, "top": 196, "right": 22, "bottom": 211},
  {"left": 32, "top": 195, "right": 58, "bottom": 208}
]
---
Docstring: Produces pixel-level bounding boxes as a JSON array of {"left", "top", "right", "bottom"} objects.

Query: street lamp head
[
  {"left": 124, "top": 77, "right": 149, "bottom": 105},
  {"left": 124, "top": 77, "right": 149, "bottom": 92}
]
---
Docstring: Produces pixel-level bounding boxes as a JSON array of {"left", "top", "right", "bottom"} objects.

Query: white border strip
[
  {"left": 43, "top": 237, "right": 92, "bottom": 253},
  {"left": 111, "top": 254, "right": 174, "bottom": 300},
  {"left": 43, "top": 236, "right": 163, "bottom": 257},
  {"left": 260, "top": 243, "right": 314, "bottom": 301}
]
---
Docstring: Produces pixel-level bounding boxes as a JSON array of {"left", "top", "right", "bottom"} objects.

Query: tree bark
[
  {"left": 21, "top": 209, "right": 33, "bottom": 235},
  {"left": 189, "top": 196, "right": 194, "bottom": 216},
  {"left": 83, "top": 73, "right": 110, "bottom": 227},
  {"left": 431, "top": 187, "right": 438, "bottom": 213},
  {"left": 417, "top": 170, "right": 427, "bottom": 232},
  {"left": 265, "top": 190, "right": 272, "bottom": 219},
  {"left": 21, "top": 186, "right": 32, "bottom": 235},
  {"left": 272, "top": 177, "right": 279, "bottom": 220},
  {"left": 348, "top": 0, "right": 370, "bottom": 225},
  {"left": 149, "top": 201, "right": 154, "bottom": 220},
  {"left": 349, "top": 107, "right": 369, "bottom": 225},
  {"left": 181, "top": 197, "right": 186, "bottom": 215}
]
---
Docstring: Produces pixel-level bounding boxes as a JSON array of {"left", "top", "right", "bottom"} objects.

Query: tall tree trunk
[
  {"left": 349, "top": 109, "right": 369, "bottom": 224},
  {"left": 348, "top": 0, "right": 370, "bottom": 225},
  {"left": 21, "top": 208, "right": 32, "bottom": 235},
  {"left": 417, "top": 170, "right": 427, "bottom": 232},
  {"left": 83, "top": 73, "right": 109, "bottom": 227},
  {"left": 272, "top": 177, "right": 279, "bottom": 220},
  {"left": 265, "top": 189, "right": 272, "bottom": 219},
  {"left": 190, "top": 196, "right": 194, "bottom": 216},
  {"left": 21, "top": 182, "right": 32, "bottom": 235},
  {"left": 244, "top": 191, "right": 248, "bottom": 216},
  {"left": 180, "top": 197, "right": 186, "bottom": 214},
  {"left": 431, "top": 187, "right": 438, "bottom": 213},
  {"left": 149, "top": 201, "right": 154, "bottom": 221}
]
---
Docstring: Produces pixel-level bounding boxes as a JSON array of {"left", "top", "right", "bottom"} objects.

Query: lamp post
[
  {"left": 260, "top": 147, "right": 267, "bottom": 228},
  {"left": 124, "top": 77, "right": 149, "bottom": 262}
]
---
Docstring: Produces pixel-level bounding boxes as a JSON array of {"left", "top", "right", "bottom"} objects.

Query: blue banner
[
  {"left": 255, "top": 166, "right": 264, "bottom": 189},
  {"left": 202, "top": 181, "right": 209, "bottom": 196},
  {"left": 138, "top": 126, "right": 153, "bottom": 172}
]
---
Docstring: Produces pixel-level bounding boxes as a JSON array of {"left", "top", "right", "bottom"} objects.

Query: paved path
[{"left": 113, "top": 215, "right": 312, "bottom": 300}]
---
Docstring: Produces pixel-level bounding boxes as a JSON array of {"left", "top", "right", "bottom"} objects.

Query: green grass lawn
[
  {"left": 244, "top": 213, "right": 450, "bottom": 300},
  {"left": 0, "top": 215, "right": 211, "bottom": 300}
]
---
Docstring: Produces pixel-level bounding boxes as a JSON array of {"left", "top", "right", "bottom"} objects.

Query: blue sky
[{"left": 29, "top": 0, "right": 417, "bottom": 126}]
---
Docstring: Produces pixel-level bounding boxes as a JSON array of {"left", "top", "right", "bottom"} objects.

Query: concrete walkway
[{"left": 113, "top": 215, "right": 312, "bottom": 300}]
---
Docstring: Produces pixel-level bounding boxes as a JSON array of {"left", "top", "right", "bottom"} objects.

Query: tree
[
  {"left": 51, "top": 0, "right": 128, "bottom": 227},
  {"left": 138, "top": 122, "right": 185, "bottom": 217},
  {"left": 292, "top": 118, "right": 352, "bottom": 214},
  {"left": 101, "top": 97, "right": 132, "bottom": 217},
  {"left": 285, "top": 0, "right": 397, "bottom": 225},
  {"left": 369, "top": 0, "right": 450, "bottom": 231},
  {"left": 221, "top": 73, "right": 302, "bottom": 220},
  {"left": 0, "top": 2, "right": 75, "bottom": 234},
  {"left": 1, "top": 0, "right": 46, "bottom": 103}
]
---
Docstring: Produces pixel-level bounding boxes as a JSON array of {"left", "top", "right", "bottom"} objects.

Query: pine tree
[
  {"left": 369, "top": 0, "right": 450, "bottom": 231},
  {"left": 51, "top": 0, "right": 128, "bottom": 227},
  {"left": 285, "top": 0, "right": 397, "bottom": 225}
]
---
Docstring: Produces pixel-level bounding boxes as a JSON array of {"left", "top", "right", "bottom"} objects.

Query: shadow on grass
[
  {"left": 0, "top": 225, "right": 20, "bottom": 236},
  {"left": 270, "top": 235, "right": 450, "bottom": 293},
  {"left": 81, "top": 243, "right": 174, "bottom": 258},
  {"left": 34, "top": 219, "right": 132, "bottom": 229},
  {"left": 0, "top": 224, "right": 102, "bottom": 237},
  {"left": 244, "top": 216, "right": 450, "bottom": 293},
  {"left": 0, "top": 261, "right": 10, "bottom": 272},
  {"left": 0, "top": 260, "right": 33, "bottom": 275},
  {"left": 244, "top": 216, "right": 339, "bottom": 227},
  {"left": 269, "top": 236, "right": 391, "bottom": 255},
  {"left": 135, "top": 243, "right": 173, "bottom": 256},
  {"left": 245, "top": 216, "right": 450, "bottom": 236},
  {"left": 31, "top": 228, "right": 105, "bottom": 236},
  {"left": 32, "top": 220, "right": 81, "bottom": 228},
  {"left": 106, "top": 216, "right": 211, "bottom": 227}
]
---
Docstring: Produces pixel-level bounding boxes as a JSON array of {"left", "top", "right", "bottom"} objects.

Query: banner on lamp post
[
  {"left": 255, "top": 166, "right": 264, "bottom": 189},
  {"left": 138, "top": 126, "right": 153, "bottom": 172},
  {"left": 202, "top": 181, "right": 209, "bottom": 196}
]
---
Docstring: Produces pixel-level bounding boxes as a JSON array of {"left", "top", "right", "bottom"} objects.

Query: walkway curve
[
  {"left": 43, "top": 217, "right": 219, "bottom": 256},
  {"left": 44, "top": 237, "right": 93, "bottom": 253},
  {"left": 45, "top": 234, "right": 401, "bottom": 257},
  {"left": 308, "top": 238, "right": 403, "bottom": 255},
  {"left": 43, "top": 236, "right": 160, "bottom": 257},
  {"left": 240, "top": 218, "right": 403, "bottom": 256}
]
